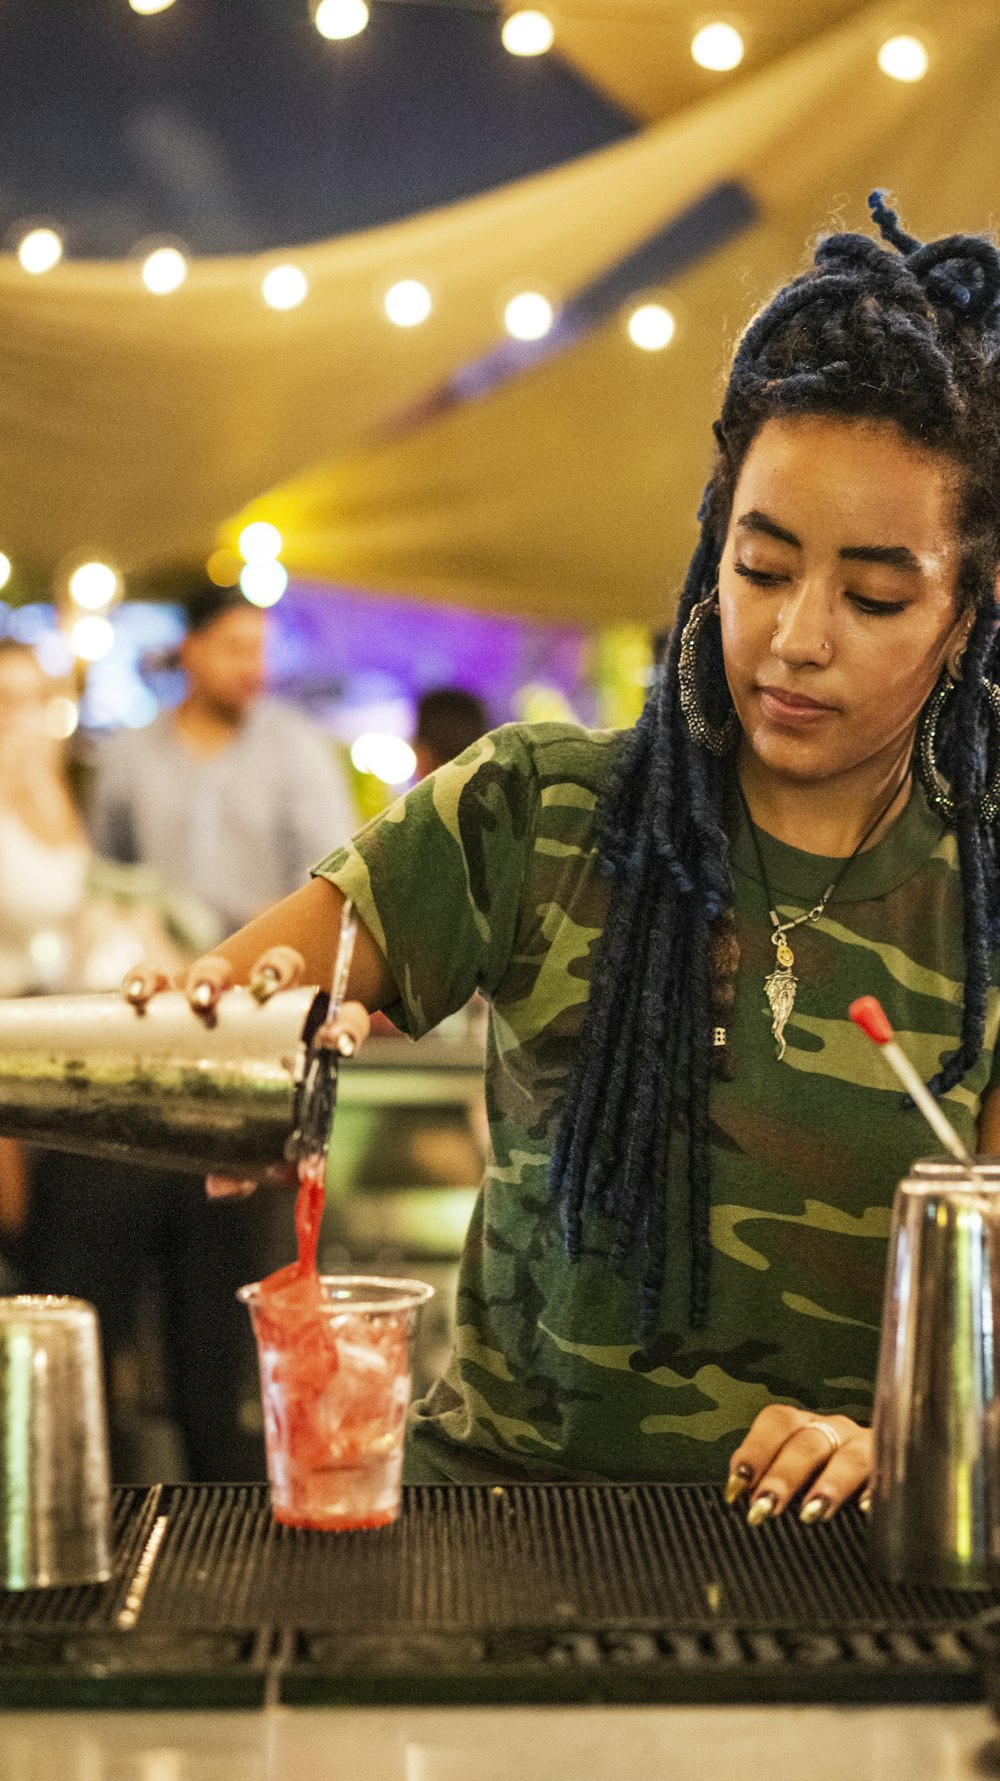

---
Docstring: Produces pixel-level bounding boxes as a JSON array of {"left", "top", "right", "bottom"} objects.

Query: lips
[{"left": 756, "top": 684, "right": 836, "bottom": 724}]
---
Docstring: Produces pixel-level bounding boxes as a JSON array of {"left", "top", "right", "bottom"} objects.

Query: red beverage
[{"left": 240, "top": 1157, "right": 433, "bottom": 1529}]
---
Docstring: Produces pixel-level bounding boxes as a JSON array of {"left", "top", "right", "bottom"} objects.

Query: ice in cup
[{"left": 239, "top": 1276, "right": 433, "bottom": 1530}]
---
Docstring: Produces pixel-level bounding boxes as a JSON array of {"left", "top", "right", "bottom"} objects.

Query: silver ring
[{"left": 806, "top": 1419, "right": 841, "bottom": 1455}]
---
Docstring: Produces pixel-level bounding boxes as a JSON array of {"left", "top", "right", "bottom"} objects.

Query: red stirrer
[{"left": 849, "top": 995, "right": 970, "bottom": 1163}]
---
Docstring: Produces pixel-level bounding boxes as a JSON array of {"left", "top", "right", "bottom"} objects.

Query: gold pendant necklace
[
  {"left": 762, "top": 890, "right": 834, "bottom": 1061},
  {"left": 739, "top": 774, "right": 909, "bottom": 1063}
]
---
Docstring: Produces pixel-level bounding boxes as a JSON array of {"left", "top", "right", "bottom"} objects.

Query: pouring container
[
  {"left": 0, "top": 1296, "right": 112, "bottom": 1588},
  {"left": 0, "top": 985, "right": 327, "bottom": 1175},
  {"left": 870, "top": 1156, "right": 1000, "bottom": 1588}
]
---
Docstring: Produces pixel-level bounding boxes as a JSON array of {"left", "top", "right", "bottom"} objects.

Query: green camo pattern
[{"left": 315, "top": 723, "right": 1000, "bottom": 1484}]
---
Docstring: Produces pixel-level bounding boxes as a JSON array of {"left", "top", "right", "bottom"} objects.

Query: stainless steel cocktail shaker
[
  {"left": 870, "top": 1157, "right": 1000, "bottom": 1588},
  {"left": 0, "top": 985, "right": 328, "bottom": 1174},
  {"left": 0, "top": 1296, "right": 112, "bottom": 1588}
]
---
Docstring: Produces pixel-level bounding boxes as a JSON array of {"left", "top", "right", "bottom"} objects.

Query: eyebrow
[{"left": 735, "top": 509, "right": 922, "bottom": 572}]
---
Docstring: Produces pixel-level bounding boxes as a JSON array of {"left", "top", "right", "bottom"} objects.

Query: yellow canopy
[
  {"left": 503, "top": 0, "right": 868, "bottom": 125},
  {"left": 0, "top": 0, "right": 996, "bottom": 626}
]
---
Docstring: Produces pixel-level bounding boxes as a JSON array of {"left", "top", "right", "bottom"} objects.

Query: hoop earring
[
  {"left": 917, "top": 672, "right": 1000, "bottom": 825},
  {"left": 677, "top": 594, "right": 739, "bottom": 756}
]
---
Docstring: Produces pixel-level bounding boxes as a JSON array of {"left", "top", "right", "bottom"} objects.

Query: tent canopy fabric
[
  {"left": 0, "top": 0, "right": 997, "bottom": 627},
  {"left": 502, "top": 0, "right": 868, "bottom": 125}
]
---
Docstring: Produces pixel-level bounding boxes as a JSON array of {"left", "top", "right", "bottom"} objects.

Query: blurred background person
[
  {"left": 90, "top": 582, "right": 355, "bottom": 940},
  {"left": 0, "top": 640, "right": 185, "bottom": 1274},
  {"left": 0, "top": 639, "right": 88, "bottom": 1282},
  {"left": 412, "top": 687, "right": 489, "bottom": 782}
]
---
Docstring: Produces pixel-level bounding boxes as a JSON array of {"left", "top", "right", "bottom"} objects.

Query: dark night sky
[{"left": 0, "top": 0, "right": 634, "bottom": 257}]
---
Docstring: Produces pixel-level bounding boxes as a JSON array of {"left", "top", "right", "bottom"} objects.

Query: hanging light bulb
[
  {"left": 129, "top": 0, "right": 178, "bottom": 13},
  {"left": 384, "top": 279, "right": 433, "bottom": 328},
  {"left": 238, "top": 522, "right": 283, "bottom": 561},
  {"left": 313, "top": 0, "right": 369, "bottom": 41},
  {"left": 501, "top": 10, "right": 554, "bottom": 56},
  {"left": 71, "top": 615, "right": 115, "bottom": 662},
  {"left": 351, "top": 733, "right": 417, "bottom": 786},
  {"left": 877, "top": 35, "right": 929, "bottom": 81},
  {"left": 142, "top": 246, "right": 187, "bottom": 293},
  {"left": 504, "top": 291, "right": 554, "bottom": 341},
  {"left": 690, "top": 22, "right": 744, "bottom": 71},
  {"left": 0, "top": 554, "right": 11, "bottom": 591},
  {"left": 18, "top": 228, "right": 62, "bottom": 275},
  {"left": 628, "top": 304, "right": 676, "bottom": 351},
  {"left": 240, "top": 560, "right": 288, "bottom": 608},
  {"left": 206, "top": 549, "right": 243, "bottom": 588},
  {"left": 262, "top": 265, "right": 309, "bottom": 310},
  {"left": 68, "top": 562, "right": 119, "bottom": 611}
]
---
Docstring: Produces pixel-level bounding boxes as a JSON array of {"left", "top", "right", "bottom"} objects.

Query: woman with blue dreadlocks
[{"left": 130, "top": 196, "right": 1000, "bottom": 1527}]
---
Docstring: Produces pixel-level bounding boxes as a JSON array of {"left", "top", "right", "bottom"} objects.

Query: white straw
[{"left": 881, "top": 1039, "right": 971, "bottom": 1164}]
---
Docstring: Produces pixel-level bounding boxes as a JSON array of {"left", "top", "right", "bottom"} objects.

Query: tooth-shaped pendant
[{"left": 764, "top": 962, "right": 797, "bottom": 1061}]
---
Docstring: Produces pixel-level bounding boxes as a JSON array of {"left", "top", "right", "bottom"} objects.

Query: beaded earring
[
  {"left": 917, "top": 671, "right": 1000, "bottom": 826},
  {"left": 677, "top": 594, "right": 739, "bottom": 756}
]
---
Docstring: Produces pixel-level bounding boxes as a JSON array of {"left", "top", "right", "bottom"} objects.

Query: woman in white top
[{"left": 0, "top": 640, "right": 88, "bottom": 1244}]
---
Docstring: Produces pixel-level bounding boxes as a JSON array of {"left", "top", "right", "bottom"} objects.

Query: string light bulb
[
  {"left": 238, "top": 522, "right": 283, "bottom": 561},
  {"left": 690, "top": 22, "right": 744, "bottom": 71},
  {"left": 628, "top": 304, "right": 676, "bottom": 351},
  {"left": 129, "top": 0, "right": 178, "bottom": 13},
  {"left": 504, "top": 291, "right": 554, "bottom": 341},
  {"left": 351, "top": 733, "right": 417, "bottom": 786},
  {"left": 877, "top": 34, "right": 929, "bottom": 81},
  {"left": 0, "top": 554, "right": 10, "bottom": 591},
  {"left": 142, "top": 246, "right": 187, "bottom": 293},
  {"left": 18, "top": 228, "right": 63, "bottom": 275},
  {"left": 501, "top": 10, "right": 554, "bottom": 56},
  {"left": 384, "top": 279, "right": 432, "bottom": 327},
  {"left": 240, "top": 560, "right": 288, "bottom": 607},
  {"left": 262, "top": 265, "right": 309, "bottom": 310},
  {"left": 313, "top": 0, "right": 369, "bottom": 40},
  {"left": 71, "top": 615, "right": 115, "bottom": 662},
  {"left": 206, "top": 549, "right": 243, "bottom": 587},
  {"left": 69, "top": 562, "right": 119, "bottom": 611}
]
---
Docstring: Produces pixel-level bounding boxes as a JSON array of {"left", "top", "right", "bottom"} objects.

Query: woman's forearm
[{"left": 194, "top": 877, "right": 397, "bottom": 1012}]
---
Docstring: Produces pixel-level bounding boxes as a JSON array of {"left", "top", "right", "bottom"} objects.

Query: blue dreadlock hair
[{"left": 551, "top": 193, "right": 1000, "bottom": 1339}]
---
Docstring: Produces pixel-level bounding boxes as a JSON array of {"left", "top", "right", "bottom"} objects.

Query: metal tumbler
[
  {"left": 0, "top": 1296, "right": 112, "bottom": 1588},
  {"left": 0, "top": 985, "right": 326, "bottom": 1175},
  {"left": 869, "top": 1157, "right": 1000, "bottom": 1589}
]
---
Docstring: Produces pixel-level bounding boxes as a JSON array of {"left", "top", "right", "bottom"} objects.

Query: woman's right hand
[
  {"left": 121, "top": 944, "right": 372, "bottom": 1199},
  {"left": 124, "top": 945, "right": 371, "bottom": 1054}
]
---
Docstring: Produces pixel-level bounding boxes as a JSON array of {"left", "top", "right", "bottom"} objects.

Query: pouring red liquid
[{"left": 257, "top": 1152, "right": 327, "bottom": 1303}]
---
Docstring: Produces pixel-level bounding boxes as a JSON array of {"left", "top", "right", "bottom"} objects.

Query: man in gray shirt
[
  {"left": 91, "top": 585, "right": 355, "bottom": 937},
  {"left": 27, "top": 585, "right": 356, "bottom": 1484}
]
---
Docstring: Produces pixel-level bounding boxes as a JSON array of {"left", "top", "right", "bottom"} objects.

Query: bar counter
[
  {"left": 1, "top": 1700, "right": 998, "bottom": 1781},
  {"left": 2, "top": 1483, "right": 1000, "bottom": 1777}
]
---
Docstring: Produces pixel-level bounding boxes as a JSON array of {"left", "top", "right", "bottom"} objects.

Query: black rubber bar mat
[{"left": 0, "top": 1483, "right": 997, "bottom": 1708}]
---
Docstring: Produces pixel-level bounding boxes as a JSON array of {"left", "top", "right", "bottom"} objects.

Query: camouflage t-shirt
[{"left": 314, "top": 722, "right": 1000, "bottom": 1485}]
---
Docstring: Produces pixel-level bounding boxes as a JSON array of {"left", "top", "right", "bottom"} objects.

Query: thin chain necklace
[{"left": 737, "top": 773, "right": 910, "bottom": 1062}]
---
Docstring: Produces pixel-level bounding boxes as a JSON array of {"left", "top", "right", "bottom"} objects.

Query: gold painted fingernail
[
  {"left": 191, "top": 982, "right": 214, "bottom": 1010},
  {"left": 127, "top": 976, "right": 145, "bottom": 999},
  {"left": 859, "top": 1491, "right": 872, "bottom": 1515},
  {"left": 799, "top": 1494, "right": 828, "bottom": 1526},
  {"left": 746, "top": 1492, "right": 778, "bottom": 1527},
  {"left": 251, "top": 967, "right": 279, "bottom": 1004},
  {"left": 336, "top": 1032, "right": 356, "bottom": 1058},
  {"left": 725, "top": 1466, "right": 753, "bottom": 1505}
]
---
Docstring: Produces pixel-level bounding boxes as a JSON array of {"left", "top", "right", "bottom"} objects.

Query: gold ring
[{"left": 806, "top": 1419, "right": 841, "bottom": 1455}]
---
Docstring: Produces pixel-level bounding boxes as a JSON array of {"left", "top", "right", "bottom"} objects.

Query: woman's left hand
[{"left": 725, "top": 1405, "right": 871, "bottom": 1525}]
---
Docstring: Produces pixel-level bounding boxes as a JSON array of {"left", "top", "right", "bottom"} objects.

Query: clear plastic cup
[{"left": 238, "top": 1275, "right": 433, "bottom": 1530}]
